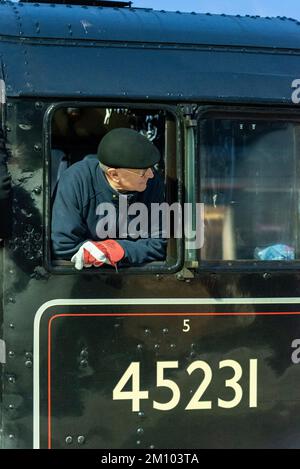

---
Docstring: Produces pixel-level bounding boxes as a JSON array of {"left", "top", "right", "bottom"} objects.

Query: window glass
[{"left": 199, "top": 117, "right": 300, "bottom": 261}]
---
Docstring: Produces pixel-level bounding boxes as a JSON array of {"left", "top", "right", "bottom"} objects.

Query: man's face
[{"left": 107, "top": 167, "right": 154, "bottom": 192}]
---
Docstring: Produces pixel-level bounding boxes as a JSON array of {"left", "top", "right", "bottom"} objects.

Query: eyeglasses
[{"left": 122, "top": 167, "right": 154, "bottom": 178}]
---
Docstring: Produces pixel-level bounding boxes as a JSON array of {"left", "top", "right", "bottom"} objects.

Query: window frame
[
  {"left": 43, "top": 101, "right": 184, "bottom": 275},
  {"left": 196, "top": 105, "right": 300, "bottom": 273}
]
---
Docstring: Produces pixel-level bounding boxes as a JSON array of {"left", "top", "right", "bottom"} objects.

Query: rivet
[
  {"left": 162, "top": 328, "right": 169, "bottom": 334},
  {"left": 8, "top": 434, "right": 15, "bottom": 439},
  {"left": 154, "top": 344, "right": 160, "bottom": 350},
  {"left": 25, "top": 360, "right": 32, "bottom": 368},
  {"left": 170, "top": 344, "right": 176, "bottom": 349},
  {"left": 137, "top": 344, "right": 143, "bottom": 350},
  {"left": 80, "top": 359, "right": 88, "bottom": 367},
  {"left": 149, "top": 444, "right": 155, "bottom": 449},
  {"left": 33, "top": 144, "right": 41, "bottom": 152},
  {"left": 136, "top": 440, "right": 141, "bottom": 445},
  {"left": 35, "top": 102, "right": 43, "bottom": 109},
  {"left": 25, "top": 352, "right": 33, "bottom": 359},
  {"left": 9, "top": 323, "right": 15, "bottom": 329},
  {"left": 77, "top": 435, "right": 85, "bottom": 445},
  {"left": 8, "top": 376, "right": 16, "bottom": 384},
  {"left": 8, "top": 404, "right": 15, "bottom": 410},
  {"left": 6, "top": 126, "right": 11, "bottom": 132},
  {"left": 8, "top": 351, "right": 15, "bottom": 358},
  {"left": 33, "top": 186, "right": 42, "bottom": 195},
  {"left": 80, "top": 349, "right": 88, "bottom": 358},
  {"left": 144, "top": 328, "right": 151, "bottom": 335},
  {"left": 65, "top": 436, "right": 73, "bottom": 444},
  {"left": 137, "top": 427, "right": 144, "bottom": 435},
  {"left": 8, "top": 297, "right": 16, "bottom": 303},
  {"left": 138, "top": 411, "right": 145, "bottom": 418}
]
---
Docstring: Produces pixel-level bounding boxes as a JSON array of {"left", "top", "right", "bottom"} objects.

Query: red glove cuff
[
  {"left": 83, "top": 240, "right": 125, "bottom": 268},
  {"left": 96, "top": 240, "right": 125, "bottom": 266}
]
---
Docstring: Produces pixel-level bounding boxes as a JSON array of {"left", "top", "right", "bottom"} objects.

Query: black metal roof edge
[
  {"left": 0, "top": 0, "right": 298, "bottom": 23},
  {"left": 21, "top": 0, "right": 133, "bottom": 7}
]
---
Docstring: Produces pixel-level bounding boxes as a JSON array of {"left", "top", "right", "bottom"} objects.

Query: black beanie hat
[{"left": 97, "top": 128, "right": 160, "bottom": 169}]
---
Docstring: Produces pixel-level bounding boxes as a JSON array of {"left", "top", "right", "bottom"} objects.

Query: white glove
[{"left": 71, "top": 241, "right": 109, "bottom": 271}]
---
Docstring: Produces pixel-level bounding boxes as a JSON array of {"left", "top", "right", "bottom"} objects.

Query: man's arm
[{"left": 51, "top": 167, "right": 88, "bottom": 259}]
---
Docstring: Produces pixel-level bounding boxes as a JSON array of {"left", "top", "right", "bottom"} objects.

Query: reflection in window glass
[{"left": 199, "top": 118, "right": 300, "bottom": 261}]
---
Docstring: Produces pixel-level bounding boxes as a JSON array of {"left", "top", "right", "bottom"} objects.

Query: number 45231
[{"left": 113, "top": 360, "right": 258, "bottom": 412}]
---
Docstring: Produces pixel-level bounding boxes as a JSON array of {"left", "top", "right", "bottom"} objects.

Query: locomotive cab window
[
  {"left": 199, "top": 113, "right": 300, "bottom": 266},
  {"left": 47, "top": 105, "right": 181, "bottom": 273}
]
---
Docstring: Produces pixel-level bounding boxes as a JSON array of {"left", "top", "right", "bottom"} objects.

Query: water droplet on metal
[
  {"left": 33, "top": 186, "right": 42, "bottom": 195},
  {"left": 80, "top": 349, "right": 88, "bottom": 358},
  {"left": 18, "top": 124, "right": 32, "bottom": 131}
]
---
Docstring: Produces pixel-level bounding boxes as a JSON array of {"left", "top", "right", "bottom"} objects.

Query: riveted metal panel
[
  {"left": 31, "top": 300, "right": 300, "bottom": 449},
  {"left": 0, "top": 2, "right": 300, "bottom": 49},
  {"left": 0, "top": 41, "right": 298, "bottom": 102}
]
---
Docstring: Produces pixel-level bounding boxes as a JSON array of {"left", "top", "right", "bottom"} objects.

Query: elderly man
[{"left": 51, "top": 128, "right": 167, "bottom": 269}]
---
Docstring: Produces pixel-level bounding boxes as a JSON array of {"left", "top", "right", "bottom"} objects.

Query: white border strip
[
  {"left": 33, "top": 297, "right": 300, "bottom": 448},
  {"left": 0, "top": 79, "right": 6, "bottom": 105},
  {"left": 0, "top": 339, "right": 6, "bottom": 364}
]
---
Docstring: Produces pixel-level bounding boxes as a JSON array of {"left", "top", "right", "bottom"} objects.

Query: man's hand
[{"left": 71, "top": 239, "right": 125, "bottom": 270}]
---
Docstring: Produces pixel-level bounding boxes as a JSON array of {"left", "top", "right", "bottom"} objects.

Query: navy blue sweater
[{"left": 51, "top": 157, "right": 167, "bottom": 264}]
